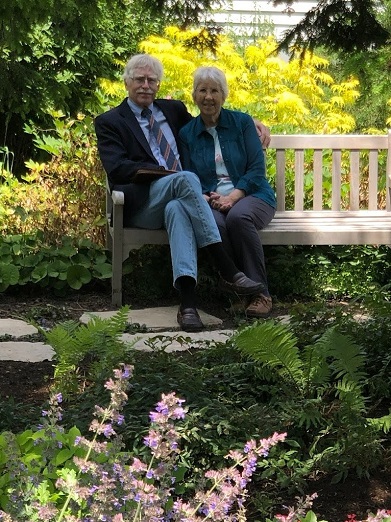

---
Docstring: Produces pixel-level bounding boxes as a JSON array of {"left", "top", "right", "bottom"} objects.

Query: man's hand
[{"left": 254, "top": 119, "right": 271, "bottom": 148}]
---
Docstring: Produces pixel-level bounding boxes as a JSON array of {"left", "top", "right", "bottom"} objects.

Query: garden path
[{"left": 0, "top": 306, "right": 238, "bottom": 361}]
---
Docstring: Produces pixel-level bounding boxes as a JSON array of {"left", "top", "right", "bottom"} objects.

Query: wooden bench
[{"left": 106, "top": 132, "right": 391, "bottom": 306}]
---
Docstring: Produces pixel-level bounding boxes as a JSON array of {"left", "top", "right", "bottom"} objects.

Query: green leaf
[
  {"left": 21, "top": 253, "right": 44, "bottom": 267},
  {"left": 55, "top": 448, "right": 75, "bottom": 465},
  {"left": 47, "top": 259, "right": 69, "bottom": 277},
  {"left": 31, "top": 263, "right": 48, "bottom": 282},
  {"left": 71, "top": 253, "right": 91, "bottom": 266},
  {"left": 0, "top": 263, "right": 20, "bottom": 291},
  {"left": 302, "top": 510, "right": 319, "bottom": 522},
  {"left": 66, "top": 265, "right": 92, "bottom": 289},
  {"left": 233, "top": 321, "right": 304, "bottom": 390},
  {"left": 56, "top": 244, "right": 78, "bottom": 257},
  {"left": 67, "top": 426, "right": 82, "bottom": 443},
  {"left": 93, "top": 262, "right": 112, "bottom": 278}
]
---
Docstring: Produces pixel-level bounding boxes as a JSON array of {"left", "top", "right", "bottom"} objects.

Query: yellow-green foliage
[
  {"left": 0, "top": 115, "right": 106, "bottom": 246},
  {"left": 387, "top": 98, "right": 391, "bottom": 127},
  {"left": 100, "top": 27, "right": 361, "bottom": 134}
]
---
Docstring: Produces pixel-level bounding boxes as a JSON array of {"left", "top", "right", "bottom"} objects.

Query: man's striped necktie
[{"left": 141, "top": 108, "right": 180, "bottom": 171}]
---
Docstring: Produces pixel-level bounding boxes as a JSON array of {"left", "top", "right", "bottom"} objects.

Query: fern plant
[
  {"left": 45, "top": 306, "right": 133, "bottom": 396},
  {"left": 232, "top": 321, "right": 391, "bottom": 480}
]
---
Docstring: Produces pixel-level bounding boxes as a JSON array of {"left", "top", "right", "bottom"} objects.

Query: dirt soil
[{"left": 0, "top": 290, "right": 390, "bottom": 522}]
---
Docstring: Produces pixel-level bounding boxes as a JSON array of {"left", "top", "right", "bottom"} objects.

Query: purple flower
[
  {"left": 116, "top": 414, "right": 125, "bottom": 426},
  {"left": 103, "top": 423, "right": 116, "bottom": 438}
]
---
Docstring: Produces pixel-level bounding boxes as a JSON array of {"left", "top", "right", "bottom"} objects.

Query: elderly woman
[{"left": 179, "top": 66, "right": 276, "bottom": 318}]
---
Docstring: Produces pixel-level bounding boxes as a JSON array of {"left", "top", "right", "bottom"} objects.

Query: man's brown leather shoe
[{"left": 177, "top": 307, "right": 204, "bottom": 332}]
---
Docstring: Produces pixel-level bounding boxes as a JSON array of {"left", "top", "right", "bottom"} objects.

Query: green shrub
[
  {"left": 0, "top": 232, "right": 111, "bottom": 294},
  {"left": 233, "top": 321, "right": 391, "bottom": 482},
  {"left": 1, "top": 114, "right": 106, "bottom": 246},
  {"left": 266, "top": 244, "right": 391, "bottom": 300}
]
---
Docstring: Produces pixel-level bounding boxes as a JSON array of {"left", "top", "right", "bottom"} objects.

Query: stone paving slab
[
  {"left": 0, "top": 318, "right": 38, "bottom": 337},
  {"left": 0, "top": 308, "right": 293, "bottom": 362},
  {"left": 0, "top": 307, "right": 227, "bottom": 362},
  {"left": 0, "top": 341, "right": 55, "bottom": 362},
  {"left": 122, "top": 329, "right": 234, "bottom": 352},
  {"left": 79, "top": 306, "right": 223, "bottom": 331}
]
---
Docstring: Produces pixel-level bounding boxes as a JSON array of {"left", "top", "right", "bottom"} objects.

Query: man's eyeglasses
[{"left": 131, "top": 76, "right": 160, "bottom": 86}]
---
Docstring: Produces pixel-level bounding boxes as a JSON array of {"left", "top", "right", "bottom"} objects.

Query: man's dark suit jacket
[{"left": 95, "top": 98, "right": 193, "bottom": 222}]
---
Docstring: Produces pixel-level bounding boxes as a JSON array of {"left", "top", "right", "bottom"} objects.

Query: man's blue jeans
[{"left": 128, "top": 171, "right": 221, "bottom": 287}]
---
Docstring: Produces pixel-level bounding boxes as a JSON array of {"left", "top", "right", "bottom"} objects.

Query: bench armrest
[{"left": 111, "top": 190, "right": 125, "bottom": 206}]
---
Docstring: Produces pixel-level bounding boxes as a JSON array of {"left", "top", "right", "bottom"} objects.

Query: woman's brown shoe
[{"left": 246, "top": 295, "right": 272, "bottom": 318}]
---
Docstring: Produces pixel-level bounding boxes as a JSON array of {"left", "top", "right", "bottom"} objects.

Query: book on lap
[{"left": 132, "top": 167, "right": 177, "bottom": 184}]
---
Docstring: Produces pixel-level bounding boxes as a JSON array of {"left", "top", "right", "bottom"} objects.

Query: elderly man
[{"left": 95, "top": 54, "right": 270, "bottom": 332}]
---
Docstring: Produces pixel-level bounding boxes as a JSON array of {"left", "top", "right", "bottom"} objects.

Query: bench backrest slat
[
  {"left": 313, "top": 150, "right": 323, "bottom": 210},
  {"left": 388, "top": 131, "right": 391, "bottom": 211},
  {"left": 269, "top": 132, "right": 391, "bottom": 213},
  {"left": 275, "top": 149, "right": 286, "bottom": 211},
  {"left": 349, "top": 150, "right": 360, "bottom": 211},
  {"left": 294, "top": 150, "right": 304, "bottom": 210},
  {"left": 332, "top": 150, "right": 342, "bottom": 211},
  {"left": 368, "top": 150, "right": 380, "bottom": 210}
]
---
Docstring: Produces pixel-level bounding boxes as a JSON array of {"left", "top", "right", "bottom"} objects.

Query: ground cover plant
[
  {"left": 0, "top": 233, "right": 112, "bottom": 294},
  {"left": 0, "top": 358, "right": 389, "bottom": 521},
  {"left": 0, "top": 297, "right": 390, "bottom": 521}
]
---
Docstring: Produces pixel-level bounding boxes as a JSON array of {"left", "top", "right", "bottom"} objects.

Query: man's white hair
[{"left": 123, "top": 54, "right": 164, "bottom": 83}]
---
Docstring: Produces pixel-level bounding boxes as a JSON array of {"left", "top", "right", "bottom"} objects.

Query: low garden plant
[
  {"left": 0, "top": 232, "right": 112, "bottom": 294},
  {"left": 0, "top": 302, "right": 390, "bottom": 520},
  {"left": 0, "top": 362, "right": 389, "bottom": 522},
  {"left": 0, "top": 361, "right": 389, "bottom": 521},
  {"left": 0, "top": 363, "right": 289, "bottom": 521},
  {"left": 0, "top": 308, "right": 382, "bottom": 518},
  {"left": 233, "top": 320, "right": 391, "bottom": 482}
]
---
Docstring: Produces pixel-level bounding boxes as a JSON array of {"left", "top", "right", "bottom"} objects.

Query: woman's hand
[
  {"left": 209, "top": 193, "right": 232, "bottom": 212},
  {"left": 209, "top": 189, "right": 245, "bottom": 213}
]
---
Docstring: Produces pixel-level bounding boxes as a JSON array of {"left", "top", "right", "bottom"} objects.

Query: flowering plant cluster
[
  {"left": 0, "top": 363, "right": 390, "bottom": 522},
  {"left": 0, "top": 364, "right": 288, "bottom": 521}
]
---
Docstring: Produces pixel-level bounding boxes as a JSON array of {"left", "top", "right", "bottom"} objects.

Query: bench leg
[
  {"left": 112, "top": 206, "right": 124, "bottom": 307},
  {"left": 111, "top": 256, "right": 123, "bottom": 307}
]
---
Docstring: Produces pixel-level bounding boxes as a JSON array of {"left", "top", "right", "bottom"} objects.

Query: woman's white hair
[
  {"left": 123, "top": 54, "right": 164, "bottom": 83},
  {"left": 192, "top": 66, "right": 228, "bottom": 101}
]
